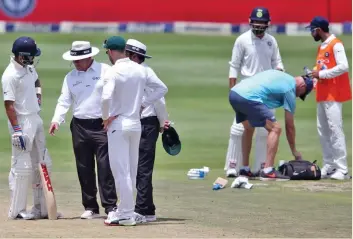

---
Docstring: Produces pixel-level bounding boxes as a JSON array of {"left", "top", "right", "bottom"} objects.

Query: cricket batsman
[
  {"left": 306, "top": 16, "right": 351, "bottom": 180},
  {"left": 229, "top": 69, "right": 314, "bottom": 181},
  {"left": 1, "top": 37, "right": 53, "bottom": 219},
  {"left": 225, "top": 7, "right": 284, "bottom": 178}
]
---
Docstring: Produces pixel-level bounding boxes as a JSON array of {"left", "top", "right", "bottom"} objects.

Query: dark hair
[
  {"left": 126, "top": 51, "right": 145, "bottom": 63},
  {"left": 322, "top": 27, "right": 329, "bottom": 33}
]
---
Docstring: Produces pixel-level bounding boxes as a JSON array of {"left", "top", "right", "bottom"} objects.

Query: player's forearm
[
  {"left": 101, "top": 98, "right": 111, "bottom": 120},
  {"left": 4, "top": 101, "right": 19, "bottom": 127},
  {"left": 154, "top": 98, "right": 168, "bottom": 125},
  {"left": 319, "top": 63, "right": 349, "bottom": 79},
  {"left": 285, "top": 122, "right": 296, "bottom": 153},
  {"left": 229, "top": 78, "right": 237, "bottom": 89}
]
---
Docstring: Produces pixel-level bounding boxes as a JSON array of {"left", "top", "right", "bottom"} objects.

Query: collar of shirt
[
  {"left": 114, "top": 57, "right": 130, "bottom": 65},
  {"left": 10, "top": 56, "right": 27, "bottom": 72},
  {"left": 74, "top": 60, "right": 100, "bottom": 76},
  {"left": 321, "top": 34, "right": 336, "bottom": 48}
]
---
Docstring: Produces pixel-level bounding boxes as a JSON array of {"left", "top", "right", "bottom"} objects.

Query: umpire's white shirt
[
  {"left": 229, "top": 30, "right": 284, "bottom": 80},
  {"left": 1, "top": 57, "right": 40, "bottom": 115},
  {"left": 101, "top": 58, "right": 168, "bottom": 130},
  {"left": 52, "top": 61, "right": 111, "bottom": 124},
  {"left": 141, "top": 63, "right": 168, "bottom": 126}
]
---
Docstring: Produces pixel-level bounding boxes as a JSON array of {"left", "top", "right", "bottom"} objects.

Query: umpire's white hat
[
  {"left": 126, "top": 39, "right": 152, "bottom": 58},
  {"left": 62, "top": 41, "right": 100, "bottom": 61}
]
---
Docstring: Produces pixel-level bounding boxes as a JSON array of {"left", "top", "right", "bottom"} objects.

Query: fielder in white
[
  {"left": 101, "top": 36, "right": 168, "bottom": 226},
  {"left": 225, "top": 7, "right": 284, "bottom": 178},
  {"left": 1, "top": 37, "right": 54, "bottom": 220}
]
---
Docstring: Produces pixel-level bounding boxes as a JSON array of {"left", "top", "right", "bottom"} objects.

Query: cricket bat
[
  {"left": 212, "top": 177, "right": 228, "bottom": 190},
  {"left": 39, "top": 162, "right": 58, "bottom": 220}
]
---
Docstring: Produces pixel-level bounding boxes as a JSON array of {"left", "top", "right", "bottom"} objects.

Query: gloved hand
[
  {"left": 231, "top": 176, "right": 253, "bottom": 189},
  {"left": 12, "top": 125, "right": 26, "bottom": 151}
]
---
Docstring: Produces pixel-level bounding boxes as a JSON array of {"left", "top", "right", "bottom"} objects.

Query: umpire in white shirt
[
  {"left": 224, "top": 7, "right": 284, "bottom": 178},
  {"left": 49, "top": 41, "right": 117, "bottom": 219},
  {"left": 101, "top": 36, "right": 168, "bottom": 226},
  {"left": 125, "top": 39, "right": 169, "bottom": 223}
]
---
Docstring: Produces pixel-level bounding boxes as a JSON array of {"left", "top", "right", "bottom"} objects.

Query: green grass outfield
[{"left": 0, "top": 33, "right": 351, "bottom": 238}]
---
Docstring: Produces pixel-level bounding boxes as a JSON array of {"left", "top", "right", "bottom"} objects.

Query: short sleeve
[
  {"left": 283, "top": 90, "right": 296, "bottom": 114},
  {"left": 1, "top": 75, "right": 16, "bottom": 101}
]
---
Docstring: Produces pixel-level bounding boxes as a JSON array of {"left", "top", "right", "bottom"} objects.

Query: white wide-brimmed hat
[
  {"left": 62, "top": 41, "right": 100, "bottom": 61},
  {"left": 126, "top": 39, "right": 152, "bottom": 58}
]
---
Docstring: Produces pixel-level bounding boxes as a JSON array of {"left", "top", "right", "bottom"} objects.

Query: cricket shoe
[
  {"left": 330, "top": 170, "right": 351, "bottom": 180},
  {"left": 134, "top": 212, "right": 147, "bottom": 224},
  {"left": 321, "top": 165, "right": 336, "bottom": 179},
  {"left": 146, "top": 215, "right": 157, "bottom": 222},
  {"left": 14, "top": 211, "right": 35, "bottom": 220},
  {"left": 30, "top": 207, "right": 63, "bottom": 219},
  {"left": 105, "top": 216, "right": 136, "bottom": 226},
  {"left": 80, "top": 210, "right": 101, "bottom": 219},
  {"left": 226, "top": 168, "right": 238, "bottom": 178},
  {"left": 239, "top": 167, "right": 257, "bottom": 179},
  {"left": 259, "top": 168, "right": 290, "bottom": 181}
]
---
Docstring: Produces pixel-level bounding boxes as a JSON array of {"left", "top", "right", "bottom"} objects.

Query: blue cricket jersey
[{"left": 231, "top": 70, "right": 297, "bottom": 114}]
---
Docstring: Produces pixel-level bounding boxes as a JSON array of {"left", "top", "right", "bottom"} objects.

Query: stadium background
[{"left": 0, "top": 0, "right": 351, "bottom": 238}]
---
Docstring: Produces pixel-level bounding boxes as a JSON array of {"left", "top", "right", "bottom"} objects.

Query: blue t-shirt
[{"left": 231, "top": 70, "right": 297, "bottom": 114}]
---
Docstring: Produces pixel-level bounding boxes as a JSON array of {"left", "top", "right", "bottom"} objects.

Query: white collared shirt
[
  {"left": 141, "top": 63, "right": 169, "bottom": 126},
  {"left": 1, "top": 57, "right": 40, "bottom": 115},
  {"left": 101, "top": 58, "right": 168, "bottom": 130},
  {"left": 51, "top": 61, "right": 111, "bottom": 124},
  {"left": 229, "top": 30, "right": 284, "bottom": 80},
  {"left": 318, "top": 34, "right": 349, "bottom": 79}
]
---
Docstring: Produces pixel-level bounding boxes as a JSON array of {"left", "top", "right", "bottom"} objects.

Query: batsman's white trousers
[
  {"left": 224, "top": 109, "right": 276, "bottom": 173},
  {"left": 8, "top": 113, "right": 51, "bottom": 219},
  {"left": 107, "top": 118, "right": 141, "bottom": 219},
  {"left": 317, "top": 102, "right": 348, "bottom": 174}
]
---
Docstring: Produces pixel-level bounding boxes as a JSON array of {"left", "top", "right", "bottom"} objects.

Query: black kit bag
[{"left": 278, "top": 160, "right": 321, "bottom": 180}]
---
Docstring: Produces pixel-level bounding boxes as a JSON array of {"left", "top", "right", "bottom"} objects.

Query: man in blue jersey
[{"left": 229, "top": 69, "right": 314, "bottom": 181}]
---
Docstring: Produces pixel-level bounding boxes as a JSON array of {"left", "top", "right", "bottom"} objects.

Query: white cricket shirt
[
  {"left": 1, "top": 57, "right": 40, "bottom": 115},
  {"left": 318, "top": 34, "right": 349, "bottom": 79},
  {"left": 101, "top": 58, "right": 168, "bottom": 130},
  {"left": 51, "top": 61, "right": 111, "bottom": 124},
  {"left": 141, "top": 63, "right": 169, "bottom": 126},
  {"left": 229, "top": 30, "right": 284, "bottom": 80}
]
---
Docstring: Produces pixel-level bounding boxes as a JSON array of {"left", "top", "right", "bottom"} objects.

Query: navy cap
[
  {"left": 12, "top": 36, "right": 41, "bottom": 57},
  {"left": 300, "top": 76, "right": 314, "bottom": 101},
  {"left": 249, "top": 7, "right": 271, "bottom": 22},
  {"left": 306, "top": 16, "right": 329, "bottom": 31},
  {"left": 162, "top": 126, "right": 181, "bottom": 156}
]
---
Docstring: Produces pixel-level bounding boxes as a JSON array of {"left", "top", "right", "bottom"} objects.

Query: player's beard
[
  {"left": 108, "top": 54, "right": 114, "bottom": 65},
  {"left": 313, "top": 35, "right": 321, "bottom": 42}
]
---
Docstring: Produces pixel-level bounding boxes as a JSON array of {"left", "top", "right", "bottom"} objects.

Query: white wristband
[{"left": 35, "top": 87, "right": 42, "bottom": 94}]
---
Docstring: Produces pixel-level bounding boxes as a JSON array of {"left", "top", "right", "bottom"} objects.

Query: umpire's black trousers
[
  {"left": 70, "top": 117, "right": 117, "bottom": 215},
  {"left": 135, "top": 116, "right": 160, "bottom": 216}
]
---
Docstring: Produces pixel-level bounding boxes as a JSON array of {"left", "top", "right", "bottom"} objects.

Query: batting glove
[{"left": 12, "top": 125, "right": 26, "bottom": 151}]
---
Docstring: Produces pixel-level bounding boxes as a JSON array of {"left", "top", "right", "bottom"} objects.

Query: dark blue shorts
[{"left": 229, "top": 90, "right": 276, "bottom": 127}]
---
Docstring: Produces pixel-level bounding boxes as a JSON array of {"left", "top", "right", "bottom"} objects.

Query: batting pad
[
  {"left": 254, "top": 128, "right": 267, "bottom": 172},
  {"left": 8, "top": 171, "right": 31, "bottom": 219}
]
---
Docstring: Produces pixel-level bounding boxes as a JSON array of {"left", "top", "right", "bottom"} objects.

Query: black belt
[
  {"left": 141, "top": 116, "right": 159, "bottom": 125},
  {"left": 72, "top": 117, "right": 103, "bottom": 128}
]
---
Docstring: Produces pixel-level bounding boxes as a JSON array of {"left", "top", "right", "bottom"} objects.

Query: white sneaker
[
  {"left": 146, "top": 215, "right": 157, "bottom": 222},
  {"left": 134, "top": 212, "right": 147, "bottom": 224},
  {"left": 80, "top": 210, "right": 100, "bottom": 219},
  {"left": 321, "top": 165, "right": 336, "bottom": 179},
  {"left": 104, "top": 210, "right": 119, "bottom": 225},
  {"left": 226, "top": 168, "right": 237, "bottom": 178},
  {"left": 15, "top": 211, "right": 35, "bottom": 220},
  {"left": 105, "top": 216, "right": 136, "bottom": 226},
  {"left": 330, "top": 171, "right": 351, "bottom": 180}
]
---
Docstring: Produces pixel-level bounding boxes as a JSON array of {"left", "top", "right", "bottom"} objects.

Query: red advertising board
[{"left": 0, "top": 0, "right": 351, "bottom": 23}]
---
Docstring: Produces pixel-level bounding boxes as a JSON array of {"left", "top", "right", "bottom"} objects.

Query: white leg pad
[
  {"left": 254, "top": 127, "right": 267, "bottom": 172},
  {"left": 224, "top": 120, "right": 244, "bottom": 171},
  {"left": 8, "top": 155, "right": 32, "bottom": 219}
]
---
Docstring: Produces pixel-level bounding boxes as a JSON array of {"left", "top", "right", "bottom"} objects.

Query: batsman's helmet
[
  {"left": 162, "top": 126, "right": 181, "bottom": 156},
  {"left": 12, "top": 36, "right": 41, "bottom": 65},
  {"left": 249, "top": 7, "right": 271, "bottom": 35}
]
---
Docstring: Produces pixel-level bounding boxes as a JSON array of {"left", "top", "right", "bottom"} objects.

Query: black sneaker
[
  {"left": 260, "top": 168, "right": 290, "bottom": 181},
  {"left": 239, "top": 168, "right": 256, "bottom": 178}
]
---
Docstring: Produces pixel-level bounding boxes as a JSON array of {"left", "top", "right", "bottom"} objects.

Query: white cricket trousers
[
  {"left": 317, "top": 102, "right": 348, "bottom": 174},
  {"left": 107, "top": 119, "right": 141, "bottom": 219},
  {"left": 8, "top": 113, "right": 51, "bottom": 219}
]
